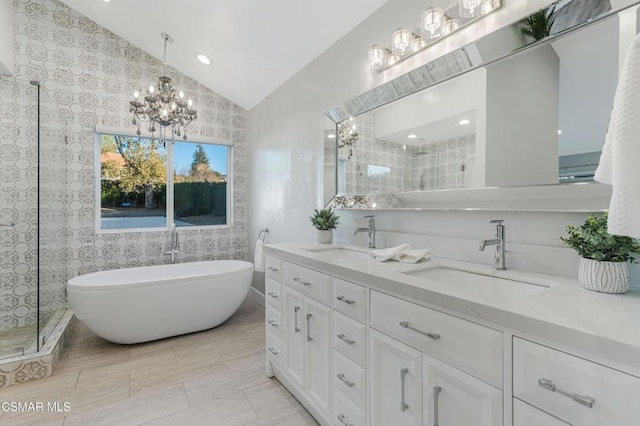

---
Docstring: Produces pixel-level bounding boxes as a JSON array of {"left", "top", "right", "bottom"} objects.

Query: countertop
[{"left": 264, "top": 242, "right": 640, "bottom": 375}]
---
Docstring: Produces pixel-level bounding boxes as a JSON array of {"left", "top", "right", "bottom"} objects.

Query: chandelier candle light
[{"left": 129, "top": 33, "right": 198, "bottom": 142}]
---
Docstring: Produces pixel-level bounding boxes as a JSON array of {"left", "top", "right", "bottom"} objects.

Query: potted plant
[
  {"left": 561, "top": 212, "right": 640, "bottom": 293},
  {"left": 520, "top": 5, "right": 557, "bottom": 42},
  {"left": 310, "top": 208, "right": 340, "bottom": 244}
]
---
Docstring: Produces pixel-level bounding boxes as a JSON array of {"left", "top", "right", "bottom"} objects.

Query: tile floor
[{"left": 0, "top": 298, "right": 318, "bottom": 426}]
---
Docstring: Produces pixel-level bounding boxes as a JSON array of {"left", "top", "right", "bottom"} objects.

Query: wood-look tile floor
[{"left": 0, "top": 298, "right": 319, "bottom": 426}]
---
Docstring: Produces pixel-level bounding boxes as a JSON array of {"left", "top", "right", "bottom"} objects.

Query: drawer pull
[
  {"left": 306, "top": 313, "right": 313, "bottom": 342},
  {"left": 400, "top": 368, "right": 409, "bottom": 412},
  {"left": 337, "top": 295, "right": 355, "bottom": 304},
  {"left": 294, "top": 306, "right": 301, "bottom": 333},
  {"left": 337, "top": 333, "right": 355, "bottom": 345},
  {"left": 267, "top": 319, "right": 279, "bottom": 327},
  {"left": 268, "top": 346, "right": 279, "bottom": 355},
  {"left": 267, "top": 291, "right": 279, "bottom": 298},
  {"left": 337, "top": 414, "right": 354, "bottom": 426},
  {"left": 538, "top": 378, "right": 595, "bottom": 408},
  {"left": 267, "top": 266, "right": 279, "bottom": 272},
  {"left": 399, "top": 321, "right": 441, "bottom": 340},
  {"left": 293, "top": 277, "right": 311, "bottom": 286},
  {"left": 433, "top": 386, "right": 442, "bottom": 426},
  {"left": 337, "top": 373, "right": 355, "bottom": 387}
]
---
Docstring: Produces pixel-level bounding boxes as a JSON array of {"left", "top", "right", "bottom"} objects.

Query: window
[{"left": 97, "top": 132, "right": 231, "bottom": 232}]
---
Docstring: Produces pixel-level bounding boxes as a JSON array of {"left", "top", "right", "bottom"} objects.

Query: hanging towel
[
  {"left": 254, "top": 240, "right": 265, "bottom": 272},
  {"left": 392, "top": 248, "right": 431, "bottom": 264},
  {"left": 594, "top": 32, "right": 640, "bottom": 237},
  {"left": 369, "top": 244, "right": 411, "bottom": 262}
]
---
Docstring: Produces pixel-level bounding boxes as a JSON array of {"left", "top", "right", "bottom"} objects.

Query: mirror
[{"left": 325, "top": 0, "right": 638, "bottom": 209}]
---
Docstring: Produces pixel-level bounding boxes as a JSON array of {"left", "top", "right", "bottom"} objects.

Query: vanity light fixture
[
  {"left": 459, "top": 119, "right": 471, "bottom": 125},
  {"left": 367, "top": 0, "right": 501, "bottom": 72},
  {"left": 129, "top": 33, "right": 198, "bottom": 142},
  {"left": 197, "top": 54, "right": 211, "bottom": 65}
]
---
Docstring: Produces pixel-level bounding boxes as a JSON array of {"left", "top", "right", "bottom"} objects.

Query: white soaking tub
[{"left": 67, "top": 260, "right": 253, "bottom": 344}]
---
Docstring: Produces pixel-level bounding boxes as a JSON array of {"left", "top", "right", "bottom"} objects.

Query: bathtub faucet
[{"left": 165, "top": 223, "right": 180, "bottom": 263}]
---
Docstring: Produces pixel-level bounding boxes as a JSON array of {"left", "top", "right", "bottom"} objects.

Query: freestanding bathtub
[{"left": 67, "top": 260, "right": 253, "bottom": 344}]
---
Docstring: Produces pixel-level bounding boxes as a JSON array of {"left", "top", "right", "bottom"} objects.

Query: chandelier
[
  {"left": 129, "top": 33, "right": 198, "bottom": 141},
  {"left": 338, "top": 117, "right": 359, "bottom": 159}
]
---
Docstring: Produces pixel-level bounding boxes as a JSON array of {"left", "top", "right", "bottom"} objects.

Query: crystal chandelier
[
  {"left": 129, "top": 33, "right": 198, "bottom": 141},
  {"left": 338, "top": 118, "right": 359, "bottom": 159}
]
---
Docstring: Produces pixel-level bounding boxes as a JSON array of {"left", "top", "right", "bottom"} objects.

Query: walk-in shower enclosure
[{"left": 0, "top": 76, "right": 67, "bottom": 359}]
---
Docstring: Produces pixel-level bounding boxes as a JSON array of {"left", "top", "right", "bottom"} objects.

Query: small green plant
[
  {"left": 560, "top": 212, "right": 640, "bottom": 263},
  {"left": 310, "top": 208, "right": 340, "bottom": 231},
  {"left": 520, "top": 5, "right": 557, "bottom": 41}
]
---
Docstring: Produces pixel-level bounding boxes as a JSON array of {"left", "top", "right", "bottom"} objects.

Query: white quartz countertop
[{"left": 264, "top": 242, "right": 640, "bottom": 374}]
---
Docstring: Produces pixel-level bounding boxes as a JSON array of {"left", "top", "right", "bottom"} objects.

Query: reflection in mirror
[
  {"left": 325, "top": 0, "right": 640, "bottom": 207},
  {"left": 323, "top": 115, "right": 337, "bottom": 206}
]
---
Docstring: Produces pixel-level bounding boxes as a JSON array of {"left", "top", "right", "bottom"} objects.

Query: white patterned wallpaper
[{"left": 2, "top": 0, "right": 249, "bottom": 327}]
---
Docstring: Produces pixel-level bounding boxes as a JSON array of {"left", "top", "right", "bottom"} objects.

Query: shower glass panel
[{"left": 0, "top": 76, "right": 67, "bottom": 359}]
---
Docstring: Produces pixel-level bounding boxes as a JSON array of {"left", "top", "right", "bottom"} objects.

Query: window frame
[{"left": 94, "top": 127, "right": 233, "bottom": 234}]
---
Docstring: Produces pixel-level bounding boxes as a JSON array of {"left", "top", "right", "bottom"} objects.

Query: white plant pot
[
  {"left": 578, "top": 257, "right": 629, "bottom": 294},
  {"left": 317, "top": 230, "right": 333, "bottom": 244}
]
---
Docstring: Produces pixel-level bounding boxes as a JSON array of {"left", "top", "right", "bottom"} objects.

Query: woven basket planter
[{"left": 578, "top": 258, "right": 629, "bottom": 294}]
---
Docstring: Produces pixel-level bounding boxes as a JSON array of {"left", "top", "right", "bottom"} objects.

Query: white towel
[
  {"left": 594, "top": 32, "right": 640, "bottom": 237},
  {"left": 369, "top": 244, "right": 411, "bottom": 262},
  {"left": 392, "top": 249, "right": 431, "bottom": 264},
  {"left": 254, "top": 240, "right": 265, "bottom": 272}
]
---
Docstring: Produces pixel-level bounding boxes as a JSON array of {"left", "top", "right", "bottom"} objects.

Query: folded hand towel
[
  {"left": 393, "top": 249, "right": 431, "bottom": 264},
  {"left": 254, "top": 240, "right": 265, "bottom": 272},
  {"left": 594, "top": 32, "right": 640, "bottom": 237},
  {"left": 369, "top": 244, "right": 411, "bottom": 262}
]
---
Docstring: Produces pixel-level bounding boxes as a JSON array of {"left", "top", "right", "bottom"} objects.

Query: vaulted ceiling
[{"left": 59, "top": 0, "right": 388, "bottom": 110}]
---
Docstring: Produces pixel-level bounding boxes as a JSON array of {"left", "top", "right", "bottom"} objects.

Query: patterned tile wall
[
  {"left": 338, "top": 111, "right": 476, "bottom": 195},
  {"left": 2, "top": 0, "right": 249, "bottom": 329}
]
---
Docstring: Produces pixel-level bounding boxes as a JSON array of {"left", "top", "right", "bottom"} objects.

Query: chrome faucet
[
  {"left": 353, "top": 215, "right": 376, "bottom": 248},
  {"left": 165, "top": 223, "right": 180, "bottom": 263},
  {"left": 478, "top": 219, "right": 506, "bottom": 270}
]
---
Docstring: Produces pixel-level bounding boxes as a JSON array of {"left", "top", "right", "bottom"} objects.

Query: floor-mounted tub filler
[{"left": 67, "top": 260, "right": 253, "bottom": 344}]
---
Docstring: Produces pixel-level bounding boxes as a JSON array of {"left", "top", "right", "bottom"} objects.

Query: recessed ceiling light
[
  {"left": 197, "top": 54, "right": 211, "bottom": 65},
  {"left": 327, "top": 134, "right": 335, "bottom": 139},
  {"left": 408, "top": 134, "right": 417, "bottom": 139},
  {"left": 459, "top": 119, "right": 470, "bottom": 125}
]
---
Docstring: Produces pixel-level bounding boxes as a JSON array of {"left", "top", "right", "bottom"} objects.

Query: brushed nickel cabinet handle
[
  {"left": 293, "top": 277, "right": 311, "bottom": 286},
  {"left": 268, "top": 347, "right": 279, "bottom": 355},
  {"left": 337, "top": 333, "right": 355, "bottom": 345},
  {"left": 538, "top": 378, "right": 595, "bottom": 408},
  {"left": 267, "top": 319, "right": 279, "bottom": 327},
  {"left": 337, "top": 295, "right": 355, "bottom": 304},
  {"left": 268, "top": 266, "right": 279, "bottom": 272},
  {"left": 267, "top": 291, "right": 279, "bottom": 298},
  {"left": 306, "top": 313, "right": 313, "bottom": 341},
  {"left": 294, "top": 306, "right": 300, "bottom": 333},
  {"left": 400, "top": 321, "right": 440, "bottom": 340},
  {"left": 337, "top": 414, "right": 353, "bottom": 426},
  {"left": 433, "top": 386, "right": 442, "bottom": 426},
  {"left": 400, "top": 368, "right": 409, "bottom": 412}
]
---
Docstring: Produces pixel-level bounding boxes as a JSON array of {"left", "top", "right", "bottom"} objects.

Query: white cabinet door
[
  {"left": 370, "top": 329, "right": 422, "bottom": 426},
  {"left": 283, "top": 287, "right": 305, "bottom": 390},
  {"left": 422, "top": 353, "right": 502, "bottom": 426},
  {"left": 305, "top": 297, "right": 332, "bottom": 417}
]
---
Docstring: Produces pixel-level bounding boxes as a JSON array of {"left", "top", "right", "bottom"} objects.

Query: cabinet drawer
[
  {"left": 370, "top": 290, "right": 503, "bottom": 389},
  {"left": 334, "top": 278, "right": 366, "bottom": 323},
  {"left": 335, "top": 351, "right": 366, "bottom": 411},
  {"left": 335, "top": 390, "right": 366, "bottom": 426},
  {"left": 265, "top": 255, "right": 283, "bottom": 282},
  {"left": 265, "top": 305, "right": 283, "bottom": 339},
  {"left": 334, "top": 311, "right": 366, "bottom": 367},
  {"left": 265, "top": 278, "right": 282, "bottom": 312},
  {"left": 284, "top": 262, "right": 331, "bottom": 305},
  {"left": 266, "top": 331, "right": 283, "bottom": 367},
  {"left": 513, "top": 399, "right": 569, "bottom": 426},
  {"left": 513, "top": 337, "right": 640, "bottom": 426}
]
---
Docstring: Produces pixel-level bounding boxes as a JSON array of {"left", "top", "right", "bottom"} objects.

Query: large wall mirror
[{"left": 324, "top": 0, "right": 638, "bottom": 210}]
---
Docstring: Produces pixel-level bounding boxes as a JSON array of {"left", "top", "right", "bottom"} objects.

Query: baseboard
[{"left": 249, "top": 287, "right": 265, "bottom": 307}]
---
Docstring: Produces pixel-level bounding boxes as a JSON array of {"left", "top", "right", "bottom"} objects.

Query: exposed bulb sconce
[{"left": 367, "top": 0, "right": 501, "bottom": 72}]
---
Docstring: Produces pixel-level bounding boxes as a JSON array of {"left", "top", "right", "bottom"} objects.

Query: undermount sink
[
  {"left": 403, "top": 266, "right": 554, "bottom": 296},
  {"left": 302, "top": 246, "right": 370, "bottom": 257}
]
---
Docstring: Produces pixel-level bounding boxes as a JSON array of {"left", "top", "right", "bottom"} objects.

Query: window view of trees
[{"left": 99, "top": 134, "right": 229, "bottom": 230}]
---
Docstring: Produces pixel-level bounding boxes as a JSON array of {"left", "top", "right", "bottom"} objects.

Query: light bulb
[
  {"left": 188, "top": 99, "right": 193, "bottom": 108},
  {"left": 133, "top": 90, "right": 139, "bottom": 99},
  {"left": 149, "top": 85, "right": 155, "bottom": 94},
  {"left": 367, "top": 45, "right": 388, "bottom": 71},
  {"left": 442, "top": 18, "right": 460, "bottom": 36},
  {"left": 392, "top": 28, "right": 414, "bottom": 57},
  {"left": 179, "top": 91, "right": 184, "bottom": 99},
  {"left": 459, "top": 0, "right": 483, "bottom": 18},
  {"left": 421, "top": 8, "right": 444, "bottom": 40}
]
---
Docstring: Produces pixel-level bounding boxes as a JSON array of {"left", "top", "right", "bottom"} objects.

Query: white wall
[
  {"left": 0, "top": 0, "right": 13, "bottom": 75},
  {"left": 247, "top": 0, "right": 631, "bottom": 291}
]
